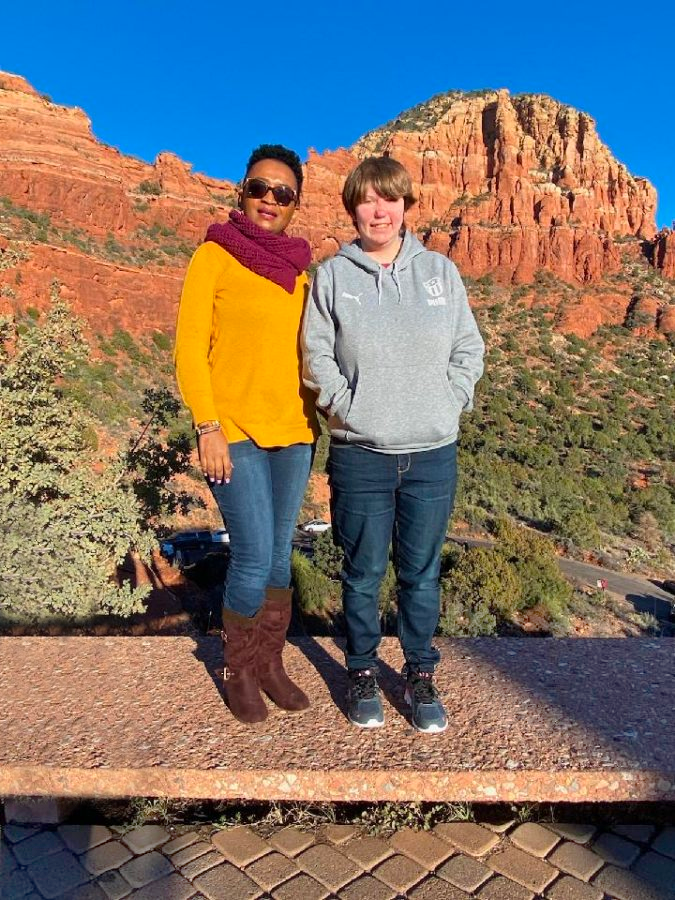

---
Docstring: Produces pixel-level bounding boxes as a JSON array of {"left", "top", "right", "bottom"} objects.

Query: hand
[{"left": 198, "top": 430, "right": 233, "bottom": 485}]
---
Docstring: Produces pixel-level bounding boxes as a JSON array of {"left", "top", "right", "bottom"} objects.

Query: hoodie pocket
[{"left": 345, "top": 364, "right": 461, "bottom": 449}]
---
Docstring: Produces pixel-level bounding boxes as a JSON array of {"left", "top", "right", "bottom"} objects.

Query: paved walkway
[{"left": 3, "top": 816, "right": 675, "bottom": 899}]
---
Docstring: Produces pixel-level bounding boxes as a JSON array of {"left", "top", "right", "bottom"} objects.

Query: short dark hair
[
  {"left": 244, "top": 144, "right": 304, "bottom": 198},
  {"left": 342, "top": 156, "right": 416, "bottom": 220}
]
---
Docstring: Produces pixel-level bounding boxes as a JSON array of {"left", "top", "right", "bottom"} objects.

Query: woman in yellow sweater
[{"left": 175, "top": 144, "right": 318, "bottom": 725}]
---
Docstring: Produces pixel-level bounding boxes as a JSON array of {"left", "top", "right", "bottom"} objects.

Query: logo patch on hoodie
[
  {"left": 341, "top": 291, "right": 362, "bottom": 305},
  {"left": 423, "top": 277, "right": 446, "bottom": 305}
]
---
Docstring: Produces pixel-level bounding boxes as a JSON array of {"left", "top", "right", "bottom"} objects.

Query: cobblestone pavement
[{"left": 3, "top": 816, "right": 675, "bottom": 899}]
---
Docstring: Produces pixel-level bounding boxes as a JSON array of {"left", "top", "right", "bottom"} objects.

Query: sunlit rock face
[{"left": 0, "top": 74, "right": 670, "bottom": 338}]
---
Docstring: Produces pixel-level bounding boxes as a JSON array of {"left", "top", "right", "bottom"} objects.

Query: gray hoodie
[{"left": 302, "top": 231, "right": 484, "bottom": 453}]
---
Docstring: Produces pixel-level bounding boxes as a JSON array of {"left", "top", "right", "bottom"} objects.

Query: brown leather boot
[
  {"left": 257, "top": 587, "right": 309, "bottom": 712},
  {"left": 221, "top": 606, "right": 268, "bottom": 724}
]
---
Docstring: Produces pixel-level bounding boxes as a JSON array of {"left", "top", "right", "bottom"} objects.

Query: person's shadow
[
  {"left": 294, "top": 635, "right": 411, "bottom": 724},
  {"left": 192, "top": 634, "right": 227, "bottom": 703}
]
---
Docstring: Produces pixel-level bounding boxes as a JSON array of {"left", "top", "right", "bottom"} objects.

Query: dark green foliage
[
  {"left": 493, "top": 518, "right": 572, "bottom": 619},
  {"left": 453, "top": 299, "right": 674, "bottom": 554},
  {"left": 138, "top": 180, "right": 162, "bottom": 195},
  {"left": 291, "top": 551, "right": 338, "bottom": 613},
  {"left": 439, "top": 519, "right": 573, "bottom": 635},
  {"left": 123, "top": 389, "right": 195, "bottom": 524},
  {"left": 152, "top": 331, "right": 172, "bottom": 351},
  {"left": 0, "top": 294, "right": 154, "bottom": 624},
  {"left": 312, "top": 530, "right": 343, "bottom": 580},
  {"left": 0, "top": 293, "right": 198, "bottom": 626}
]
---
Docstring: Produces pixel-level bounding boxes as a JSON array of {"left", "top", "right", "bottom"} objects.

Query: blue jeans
[
  {"left": 209, "top": 441, "right": 313, "bottom": 617},
  {"left": 328, "top": 440, "right": 457, "bottom": 672}
]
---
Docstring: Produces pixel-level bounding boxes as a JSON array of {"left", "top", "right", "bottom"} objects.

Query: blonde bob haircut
[{"left": 342, "top": 156, "right": 417, "bottom": 222}]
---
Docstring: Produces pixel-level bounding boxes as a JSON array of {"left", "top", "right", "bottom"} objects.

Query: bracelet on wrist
[{"left": 195, "top": 420, "right": 221, "bottom": 436}]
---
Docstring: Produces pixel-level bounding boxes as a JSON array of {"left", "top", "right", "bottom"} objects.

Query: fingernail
[
  {"left": 216, "top": 480, "right": 222, "bottom": 485},
  {"left": 209, "top": 477, "right": 215, "bottom": 483},
  {"left": 225, "top": 478, "right": 231, "bottom": 484}
]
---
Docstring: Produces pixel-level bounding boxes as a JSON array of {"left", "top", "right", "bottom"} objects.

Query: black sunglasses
[{"left": 242, "top": 177, "right": 297, "bottom": 207}]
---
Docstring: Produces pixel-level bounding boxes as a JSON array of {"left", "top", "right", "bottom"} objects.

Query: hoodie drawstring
[
  {"left": 392, "top": 264, "right": 403, "bottom": 304},
  {"left": 376, "top": 264, "right": 403, "bottom": 305}
]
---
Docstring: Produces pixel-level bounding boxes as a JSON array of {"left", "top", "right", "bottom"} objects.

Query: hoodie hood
[{"left": 336, "top": 230, "right": 427, "bottom": 304}]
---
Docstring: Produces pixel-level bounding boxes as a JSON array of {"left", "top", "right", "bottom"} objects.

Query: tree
[
  {"left": 123, "top": 388, "right": 194, "bottom": 526},
  {"left": 0, "top": 295, "right": 156, "bottom": 625}
]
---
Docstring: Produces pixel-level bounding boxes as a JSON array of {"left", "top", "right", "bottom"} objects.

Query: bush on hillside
[
  {"left": 439, "top": 519, "right": 574, "bottom": 635},
  {"left": 0, "top": 292, "right": 191, "bottom": 626},
  {"left": 123, "top": 388, "right": 194, "bottom": 525},
  {"left": 312, "top": 529, "right": 343, "bottom": 580},
  {"left": 439, "top": 547, "right": 521, "bottom": 636},
  {"left": 493, "top": 517, "right": 573, "bottom": 620},
  {"left": 291, "top": 551, "right": 339, "bottom": 613}
]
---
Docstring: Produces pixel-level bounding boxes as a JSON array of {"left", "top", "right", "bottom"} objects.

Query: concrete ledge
[{"left": 2, "top": 636, "right": 674, "bottom": 802}]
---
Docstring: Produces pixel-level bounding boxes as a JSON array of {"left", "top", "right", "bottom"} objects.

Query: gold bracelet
[{"left": 195, "top": 420, "right": 221, "bottom": 436}]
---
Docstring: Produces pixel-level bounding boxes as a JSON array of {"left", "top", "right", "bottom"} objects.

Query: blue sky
[{"left": 1, "top": 0, "right": 673, "bottom": 228}]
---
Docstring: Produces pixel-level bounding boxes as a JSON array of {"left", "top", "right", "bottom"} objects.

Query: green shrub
[
  {"left": 151, "top": 331, "right": 172, "bottom": 352},
  {"left": 493, "top": 518, "right": 573, "bottom": 618},
  {"left": 108, "top": 327, "right": 146, "bottom": 364},
  {"left": 312, "top": 529, "right": 343, "bottom": 580},
  {"left": 440, "top": 547, "right": 522, "bottom": 635},
  {"left": 138, "top": 180, "right": 161, "bottom": 196},
  {"left": 123, "top": 388, "right": 194, "bottom": 523},
  {"left": 291, "top": 551, "right": 338, "bottom": 613},
  {"left": 0, "top": 294, "right": 154, "bottom": 625},
  {"left": 378, "top": 560, "right": 397, "bottom": 615}
]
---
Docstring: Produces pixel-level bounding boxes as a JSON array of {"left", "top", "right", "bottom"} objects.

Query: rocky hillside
[
  {"left": 1, "top": 72, "right": 674, "bottom": 339},
  {"left": 299, "top": 89, "right": 672, "bottom": 283}
]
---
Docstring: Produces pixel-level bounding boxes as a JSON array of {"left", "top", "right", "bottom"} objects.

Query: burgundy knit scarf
[{"left": 204, "top": 209, "right": 311, "bottom": 293}]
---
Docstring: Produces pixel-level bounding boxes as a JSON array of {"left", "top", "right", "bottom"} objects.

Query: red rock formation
[
  {"left": 659, "top": 304, "right": 675, "bottom": 339},
  {"left": 0, "top": 242, "right": 182, "bottom": 334},
  {"left": 298, "top": 90, "right": 659, "bottom": 286},
  {"left": 0, "top": 72, "right": 672, "bottom": 341},
  {"left": 627, "top": 295, "right": 662, "bottom": 338},
  {"left": 652, "top": 229, "right": 675, "bottom": 279},
  {"left": 554, "top": 292, "right": 628, "bottom": 339},
  {"left": 0, "top": 73, "right": 237, "bottom": 242}
]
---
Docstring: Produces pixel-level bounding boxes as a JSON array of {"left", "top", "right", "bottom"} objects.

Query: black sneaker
[
  {"left": 347, "top": 668, "right": 384, "bottom": 728},
  {"left": 404, "top": 669, "right": 448, "bottom": 734}
]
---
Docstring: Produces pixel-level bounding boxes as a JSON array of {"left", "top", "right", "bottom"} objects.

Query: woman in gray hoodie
[{"left": 303, "top": 156, "right": 484, "bottom": 733}]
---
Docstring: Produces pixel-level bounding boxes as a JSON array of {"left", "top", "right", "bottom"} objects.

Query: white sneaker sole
[{"left": 348, "top": 713, "right": 385, "bottom": 728}]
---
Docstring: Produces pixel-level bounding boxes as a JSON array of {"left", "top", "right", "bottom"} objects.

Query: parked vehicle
[
  {"left": 662, "top": 579, "right": 675, "bottom": 596},
  {"left": 299, "top": 519, "right": 331, "bottom": 534},
  {"left": 160, "top": 529, "right": 230, "bottom": 566}
]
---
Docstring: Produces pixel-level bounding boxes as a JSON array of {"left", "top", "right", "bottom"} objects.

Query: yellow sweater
[{"left": 175, "top": 241, "right": 318, "bottom": 447}]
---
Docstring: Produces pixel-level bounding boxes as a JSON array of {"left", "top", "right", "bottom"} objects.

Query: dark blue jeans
[
  {"left": 328, "top": 440, "right": 457, "bottom": 672},
  {"left": 209, "top": 440, "right": 313, "bottom": 617}
]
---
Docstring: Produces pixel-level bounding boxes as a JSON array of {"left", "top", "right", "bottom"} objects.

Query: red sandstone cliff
[
  {"left": 0, "top": 72, "right": 672, "bottom": 339},
  {"left": 295, "top": 90, "right": 658, "bottom": 285}
]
